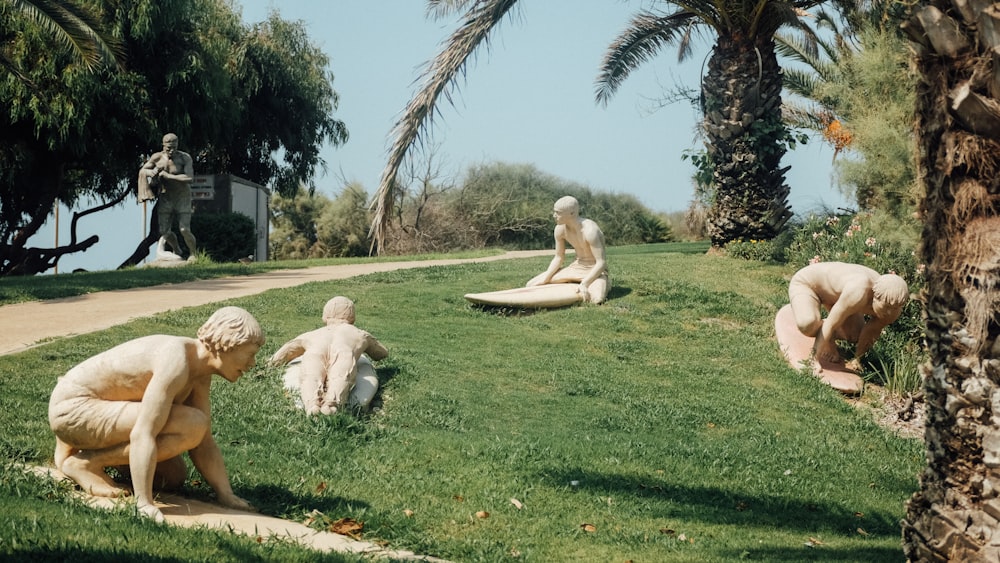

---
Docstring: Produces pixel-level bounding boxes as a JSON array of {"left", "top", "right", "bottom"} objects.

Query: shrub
[
  {"left": 190, "top": 212, "right": 256, "bottom": 263},
  {"left": 724, "top": 238, "right": 779, "bottom": 262}
]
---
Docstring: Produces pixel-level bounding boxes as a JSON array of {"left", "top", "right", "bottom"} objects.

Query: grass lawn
[{"left": 0, "top": 243, "right": 923, "bottom": 562}]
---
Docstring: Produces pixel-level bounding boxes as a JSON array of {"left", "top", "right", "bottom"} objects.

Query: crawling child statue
[{"left": 268, "top": 296, "right": 388, "bottom": 415}]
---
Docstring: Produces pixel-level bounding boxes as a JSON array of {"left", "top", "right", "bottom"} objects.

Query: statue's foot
[
  {"left": 320, "top": 404, "right": 338, "bottom": 415},
  {"left": 61, "top": 457, "right": 129, "bottom": 498}
]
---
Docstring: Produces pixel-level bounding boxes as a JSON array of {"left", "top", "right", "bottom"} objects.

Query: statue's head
[
  {"left": 322, "top": 296, "right": 356, "bottom": 325},
  {"left": 162, "top": 133, "right": 179, "bottom": 154},
  {"left": 553, "top": 196, "right": 579, "bottom": 216},
  {"left": 872, "top": 274, "right": 909, "bottom": 319},
  {"left": 197, "top": 306, "right": 265, "bottom": 353}
]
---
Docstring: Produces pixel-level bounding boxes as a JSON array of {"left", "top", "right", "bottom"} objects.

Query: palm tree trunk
[
  {"left": 901, "top": 2, "right": 1000, "bottom": 560},
  {"left": 702, "top": 34, "right": 791, "bottom": 247}
]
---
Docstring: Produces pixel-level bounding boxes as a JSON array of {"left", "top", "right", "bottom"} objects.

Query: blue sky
[{"left": 34, "top": 0, "right": 849, "bottom": 273}]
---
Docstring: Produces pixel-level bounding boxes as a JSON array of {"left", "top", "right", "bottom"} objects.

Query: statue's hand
[
  {"left": 218, "top": 494, "right": 255, "bottom": 512},
  {"left": 577, "top": 283, "right": 590, "bottom": 302},
  {"left": 137, "top": 502, "right": 166, "bottom": 523}
]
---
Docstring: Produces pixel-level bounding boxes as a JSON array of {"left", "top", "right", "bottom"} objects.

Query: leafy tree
[
  {"left": 315, "top": 183, "right": 372, "bottom": 258},
  {"left": 369, "top": 0, "right": 823, "bottom": 253},
  {"left": 269, "top": 187, "right": 332, "bottom": 260},
  {"left": 2, "top": 0, "right": 122, "bottom": 74},
  {"left": 900, "top": 1, "right": 1000, "bottom": 558},
  {"left": 777, "top": 1, "right": 918, "bottom": 221},
  {"left": 0, "top": 0, "right": 347, "bottom": 275}
]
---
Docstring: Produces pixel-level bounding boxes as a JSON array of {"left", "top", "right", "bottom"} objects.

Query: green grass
[{"left": 0, "top": 243, "right": 922, "bottom": 562}]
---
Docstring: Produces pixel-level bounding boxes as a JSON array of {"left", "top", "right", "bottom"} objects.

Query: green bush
[
  {"left": 724, "top": 238, "right": 779, "bottom": 262},
  {"left": 190, "top": 212, "right": 256, "bottom": 263}
]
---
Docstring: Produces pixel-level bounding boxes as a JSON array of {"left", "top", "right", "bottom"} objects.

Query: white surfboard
[{"left": 464, "top": 284, "right": 584, "bottom": 308}]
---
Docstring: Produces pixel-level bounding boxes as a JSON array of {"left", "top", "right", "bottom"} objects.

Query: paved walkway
[{"left": 0, "top": 250, "right": 549, "bottom": 356}]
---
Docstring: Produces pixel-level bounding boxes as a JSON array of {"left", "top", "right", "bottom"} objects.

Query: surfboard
[
  {"left": 464, "top": 284, "right": 584, "bottom": 309},
  {"left": 774, "top": 304, "right": 864, "bottom": 395}
]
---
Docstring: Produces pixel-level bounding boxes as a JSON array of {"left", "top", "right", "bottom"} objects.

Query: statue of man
[
  {"left": 48, "top": 306, "right": 265, "bottom": 523},
  {"left": 269, "top": 296, "right": 388, "bottom": 415},
  {"left": 139, "top": 133, "right": 197, "bottom": 261},
  {"left": 788, "top": 261, "right": 909, "bottom": 370},
  {"left": 526, "top": 195, "right": 610, "bottom": 304}
]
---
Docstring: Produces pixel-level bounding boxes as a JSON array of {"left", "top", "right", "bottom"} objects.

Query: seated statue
[
  {"left": 48, "top": 306, "right": 265, "bottom": 523},
  {"left": 526, "top": 196, "right": 610, "bottom": 304},
  {"left": 268, "top": 296, "right": 388, "bottom": 415},
  {"left": 787, "top": 261, "right": 909, "bottom": 371}
]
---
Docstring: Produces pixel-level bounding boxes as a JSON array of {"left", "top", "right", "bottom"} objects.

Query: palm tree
[
  {"left": 369, "top": 0, "right": 823, "bottom": 252},
  {"left": 4, "top": 0, "right": 122, "bottom": 72},
  {"left": 595, "top": 2, "right": 825, "bottom": 248},
  {"left": 900, "top": 1, "right": 1000, "bottom": 559}
]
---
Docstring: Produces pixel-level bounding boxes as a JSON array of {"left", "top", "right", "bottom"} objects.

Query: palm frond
[
  {"left": 370, "top": 0, "right": 520, "bottom": 253},
  {"left": 427, "top": 0, "right": 477, "bottom": 19},
  {"left": 781, "top": 67, "right": 821, "bottom": 99},
  {"left": 11, "top": 0, "right": 123, "bottom": 71},
  {"left": 595, "top": 10, "right": 698, "bottom": 106},
  {"left": 781, "top": 100, "right": 826, "bottom": 131}
]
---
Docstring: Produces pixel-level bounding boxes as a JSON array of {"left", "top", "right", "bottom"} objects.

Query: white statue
[
  {"left": 268, "top": 296, "right": 388, "bottom": 415},
  {"left": 138, "top": 133, "right": 197, "bottom": 261},
  {"left": 48, "top": 306, "right": 265, "bottom": 522},
  {"left": 787, "top": 261, "right": 909, "bottom": 371},
  {"left": 526, "top": 196, "right": 609, "bottom": 304}
]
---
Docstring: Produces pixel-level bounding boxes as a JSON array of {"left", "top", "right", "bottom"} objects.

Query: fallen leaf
[
  {"left": 453, "top": 495, "right": 464, "bottom": 502},
  {"left": 854, "top": 511, "right": 864, "bottom": 518},
  {"left": 510, "top": 498, "right": 523, "bottom": 510},
  {"left": 581, "top": 523, "right": 597, "bottom": 533},
  {"left": 403, "top": 509, "right": 414, "bottom": 517},
  {"left": 255, "top": 535, "right": 263, "bottom": 544},
  {"left": 783, "top": 469, "right": 792, "bottom": 476},
  {"left": 707, "top": 422, "right": 716, "bottom": 428},
  {"left": 475, "top": 511, "right": 490, "bottom": 519},
  {"left": 659, "top": 528, "right": 676, "bottom": 536},
  {"left": 678, "top": 533, "right": 687, "bottom": 541},
  {"left": 329, "top": 517, "right": 364, "bottom": 538},
  {"left": 857, "top": 527, "right": 869, "bottom": 537},
  {"left": 315, "top": 481, "right": 327, "bottom": 494},
  {"left": 735, "top": 501, "right": 749, "bottom": 512},
  {"left": 807, "top": 537, "right": 825, "bottom": 546}
]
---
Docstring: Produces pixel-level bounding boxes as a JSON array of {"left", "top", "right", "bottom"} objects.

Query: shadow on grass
[
  {"left": 542, "top": 467, "right": 903, "bottom": 538},
  {"left": 245, "top": 482, "right": 371, "bottom": 522}
]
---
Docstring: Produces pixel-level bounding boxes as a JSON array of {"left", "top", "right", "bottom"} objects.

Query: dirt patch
[{"left": 851, "top": 386, "right": 925, "bottom": 440}]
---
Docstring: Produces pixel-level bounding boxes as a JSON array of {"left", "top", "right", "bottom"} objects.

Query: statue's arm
[
  {"left": 579, "top": 225, "right": 608, "bottom": 289},
  {"left": 185, "top": 382, "right": 253, "bottom": 511},
  {"left": 364, "top": 333, "right": 389, "bottom": 361},
  {"left": 162, "top": 153, "right": 194, "bottom": 183},
  {"left": 268, "top": 339, "right": 306, "bottom": 366},
  {"left": 530, "top": 227, "right": 567, "bottom": 286},
  {"left": 130, "top": 363, "right": 186, "bottom": 514}
]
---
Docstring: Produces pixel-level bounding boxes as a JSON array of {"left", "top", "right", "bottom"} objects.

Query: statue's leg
[
  {"left": 53, "top": 436, "right": 75, "bottom": 471},
  {"left": 321, "top": 354, "right": 356, "bottom": 415},
  {"left": 177, "top": 212, "right": 197, "bottom": 259},
  {"left": 588, "top": 274, "right": 609, "bottom": 304},
  {"left": 153, "top": 455, "right": 187, "bottom": 490},
  {"left": 157, "top": 205, "right": 175, "bottom": 254},
  {"left": 60, "top": 450, "right": 129, "bottom": 497},
  {"left": 298, "top": 355, "right": 325, "bottom": 415}
]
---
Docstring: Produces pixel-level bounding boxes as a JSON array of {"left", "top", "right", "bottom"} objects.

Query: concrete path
[{"left": 0, "top": 250, "right": 549, "bottom": 356}]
